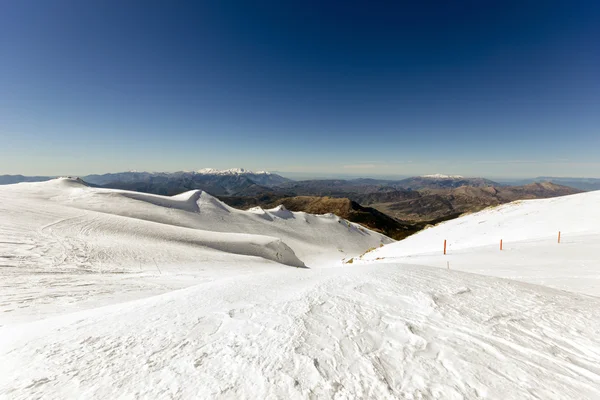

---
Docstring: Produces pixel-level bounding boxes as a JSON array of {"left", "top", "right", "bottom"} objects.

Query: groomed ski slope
[{"left": 1, "top": 180, "right": 600, "bottom": 399}]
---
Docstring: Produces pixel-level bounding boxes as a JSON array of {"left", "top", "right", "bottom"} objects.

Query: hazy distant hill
[
  {"left": 358, "top": 182, "right": 581, "bottom": 222},
  {"left": 275, "top": 175, "right": 499, "bottom": 194},
  {"left": 395, "top": 175, "right": 499, "bottom": 190},
  {"left": 0, "top": 175, "right": 54, "bottom": 185},
  {"left": 506, "top": 177, "right": 600, "bottom": 192},
  {"left": 275, "top": 179, "right": 400, "bottom": 196}
]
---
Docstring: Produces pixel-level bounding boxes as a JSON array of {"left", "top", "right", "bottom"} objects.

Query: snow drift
[{"left": 0, "top": 178, "right": 391, "bottom": 271}]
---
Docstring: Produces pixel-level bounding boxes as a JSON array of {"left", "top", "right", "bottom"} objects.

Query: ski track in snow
[{"left": 1, "top": 179, "right": 600, "bottom": 399}]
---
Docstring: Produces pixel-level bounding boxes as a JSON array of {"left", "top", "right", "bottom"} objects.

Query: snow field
[
  {"left": 1, "top": 180, "right": 600, "bottom": 399},
  {"left": 1, "top": 265, "right": 599, "bottom": 399}
]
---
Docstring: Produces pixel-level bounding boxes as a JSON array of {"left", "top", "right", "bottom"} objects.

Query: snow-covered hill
[
  {"left": 360, "top": 190, "right": 600, "bottom": 295},
  {"left": 0, "top": 178, "right": 390, "bottom": 322},
  {"left": 365, "top": 190, "right": 600, "bottom": 255},
  {"left": 0, "top": 178, "right": 389, "bottom": 268},
  {"left": 1, "top": 180, "right": 600, "bottom": 399}
]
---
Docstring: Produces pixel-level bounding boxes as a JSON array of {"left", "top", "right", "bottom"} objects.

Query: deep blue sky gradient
[{"left": 1, "top": 1, "right": 599, "bottom": 177}]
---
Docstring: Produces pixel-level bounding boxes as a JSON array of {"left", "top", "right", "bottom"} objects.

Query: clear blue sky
[{"left": 1, "top": 1, "right": 599, "bottom": 178}]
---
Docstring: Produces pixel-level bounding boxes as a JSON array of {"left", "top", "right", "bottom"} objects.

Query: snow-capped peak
[
  {"left": 421, "top": 174, "right": 464, "bottom": 179},
  {"left": 195, "top": 168, "right": 271, "bottom": 176},
  {"left": 196, "top": 168, "right": 222, "bottom": 174}
]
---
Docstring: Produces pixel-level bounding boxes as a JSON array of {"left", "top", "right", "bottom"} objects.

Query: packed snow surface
[{"left": 1, "top": 180, "right": 600, "bottom": 399}]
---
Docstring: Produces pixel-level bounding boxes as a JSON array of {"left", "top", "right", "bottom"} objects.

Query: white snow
[
  {"left": 1, "top": 180, "right": 600, "bottom": 399},
  {"left": 0, "top": 178, "right": 390, "bottom": 322},
  {"left": 360, "top": 191, "right": 600, "bottom": 295},
  {"left": 195, "top": 167, "right": 270, "bottom": 175},
  {"left": 421, "top": 174, "right": 464, "bottom": 179}
]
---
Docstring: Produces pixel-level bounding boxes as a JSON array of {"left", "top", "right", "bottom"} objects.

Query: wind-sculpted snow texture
[
  {"left": 2, "top": 265, "right": 600, "bottom": 399},
  {"left": 1, "top": 179, "right": 600, "bottom": 399}
]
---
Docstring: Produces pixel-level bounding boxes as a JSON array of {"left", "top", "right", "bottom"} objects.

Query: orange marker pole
[
  {"left": 558, "top": 231, "right": 561, "bottom": 244},
  {"left": 443, "top": 239, "right": 447, "bottom": 255},
  {"left": 500, "top": 239, "right": 503, "bottom": 251}
]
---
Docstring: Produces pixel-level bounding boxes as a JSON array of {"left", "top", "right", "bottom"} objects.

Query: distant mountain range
[
  {"left": 395, "top": 175, "right": 499, "bottom": 190},
  {"left": 0, "top": 171, "right": 588, "bottom": 238},
  {"left": 274, "top": 175, "right": 500, "bottom": 195},
  {"left": 0, "top": 169, "right": 292, "bottom": 196},
  {"left": 352, "top": 182, "right": 581, "bottom": 222},
  {"left": 82, "top": 169, "right": 292, "bottom": 196},
  {"left": 2, "top": 171, "right": 597, "bottom": 192}
]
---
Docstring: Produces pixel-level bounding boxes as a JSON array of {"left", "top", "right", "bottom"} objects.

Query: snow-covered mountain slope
[
  {"left": 0, "top": 178, "right": 389, "bottom": 268},
  {"left": 0, "top": 178, "right": 390, "bottom": 322},
  {"left": 2, "top": 180, "right": 600, "bottom": 399},
  {"left": 360, "top": 190, "right": 600, "bottom": 295}
]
